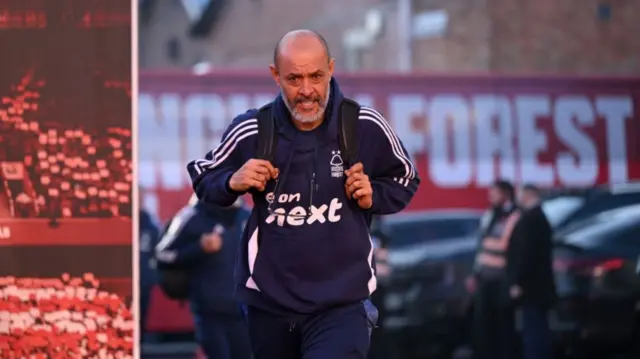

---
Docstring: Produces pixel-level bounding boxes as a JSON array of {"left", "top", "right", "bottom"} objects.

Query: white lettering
[
  {"left": 277, "top": 193, "right": 301, "bottom": 203},
  {"left": 265, "top": 197, "right": 343, "bottom": 227},
  {"left": 308, "top": 204, "right": 328, "bottom": 224},
  {"left": 327, "top": 198, "right": 342, "bottom": 222},
  {"left": 473, "top": 95, "right": 516, "bottom": 185},
  {"left": 138, "top": 94, "right": 182, "bottom": 190},
  {"left": 429, "top": 95, "right": 472, "bottom": 187},
  {"left": 554, "top": 96, "right": 598, "bottom": 186},
  {"left": 516, "top": 96, "right": 554, "bottom": 186},
  {"left": 597, "top": 96, "right": 632, "bottom": 183},
  {"left": 287, "top": 206, "right": 306, "bottom": 226},
  {"left": 0, "top": 226, "right": 9, "bottom": 239},
  {"left": 388, "top": 95, "right": 426, "bottom": 156},
  {"left": 265, "top": 207, "right": 287, "bottom": 226}
]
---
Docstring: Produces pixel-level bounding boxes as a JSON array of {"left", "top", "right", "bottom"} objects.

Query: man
[
  {"left": 155, "top": 195, "right": 251, "bottom": 359},
  {"left": 466, "top": 180, "right": 519, "bottom": 359},
  {"left": 187, "top": 30, "right": 419, "bottom": 359},
  {"left": 508, "top": 184, "right": 556, "bottom": 359},
  {"left": 139, "top": 207, "right": 160, "bottom": 342}
]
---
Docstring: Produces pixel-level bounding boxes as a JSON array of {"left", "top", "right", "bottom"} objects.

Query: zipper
[{"left": 289, "top": 321, "right": 296, "bottom": 332}]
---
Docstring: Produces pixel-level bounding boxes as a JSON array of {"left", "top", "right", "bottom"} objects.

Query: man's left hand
[
  {"left": 510, "top": 285, "right": 522, "bottom": 299},
  {"left": 345, "top": 163, "right": 373, "bottom": 210}
]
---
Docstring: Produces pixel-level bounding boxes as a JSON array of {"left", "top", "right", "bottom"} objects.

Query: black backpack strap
[
  {"left": 338, "top": 98, "right": 361, "bottom": 168},
  {"left": 255, "top": 104, "right": 277, "bottom": 163}
]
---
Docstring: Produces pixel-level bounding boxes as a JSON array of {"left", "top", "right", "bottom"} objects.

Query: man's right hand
[
  {"left": 200, "top": 232, "right": 223, "bottom": 253},
  {"left": 228, "top": 159, "right": 279, "bottom": 192},
  {"left": 465, "top": 276, "right": 477, "bottom": 294}
]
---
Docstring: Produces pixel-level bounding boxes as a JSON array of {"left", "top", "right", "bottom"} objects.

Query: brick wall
[{"left": 139, "top": 0, "right": 640, "bottom": 74}]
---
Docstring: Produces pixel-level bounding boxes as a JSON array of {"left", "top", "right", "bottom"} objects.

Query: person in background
[
  {"left": 139, "top": 207, "right": 160, "bottom": 342},
  {"left": 508, "top": 184, "right": 556, "bottom": 359},
  {"left": 466, "top": 180, "right": 520, "bottom": 359},
  {"left": 368, "top": 217, "right": 391, "bottom": 359},
  {"left": 155, "top": 195, "right": 251, "bottom": 359}
]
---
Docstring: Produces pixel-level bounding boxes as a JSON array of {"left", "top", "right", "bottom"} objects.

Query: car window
[
  {"left": 560, "top": 207, "right": 640, "bottom": 249},
  {"left": 541, "top": 196, "right": 586, "bottom": 227},
  {"left": 386, "top": 218, "right": 481, "bottom": 248},
  {"left": 567, "top": 192, "right": 640, "bottom": 225}
]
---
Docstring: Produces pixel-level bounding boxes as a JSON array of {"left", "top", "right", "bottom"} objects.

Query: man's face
[
  {"left": 487, "top": 186, "right": 506, "bottom": 207},
  {"left": 518, "top": 189, "right": 536, "bottom": 208},
  {"left": 270, "top": 43, "right": 334, "bottom": 124}
]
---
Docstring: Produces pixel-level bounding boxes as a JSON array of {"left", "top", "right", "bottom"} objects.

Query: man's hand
[
  {"left": 200, "top": 232, "right": 223, "bottom": 253},
  {"left": 510, "top": 285, "right": 522, "bottom": 299},
  {"left": 229, "top": 159, "right": 279, "bottom": 192},
  {"left": 465, "top": 276, "right": 477, "bottom": 294},
  {"left": 345, "top": 163, "right": 373, "bottom": 210}
]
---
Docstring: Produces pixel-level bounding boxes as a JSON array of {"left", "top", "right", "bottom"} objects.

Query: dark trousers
[
  {"left": 195, "top": 313, "right": 252, "bottom": 359},
  {"left": 368, "top": 287, "right": 388, "bottom": 359},
  {"left": 519, "top": 305, "right": 552, "bottom": 359},
  {"left": 246, "top": 301, "right": 376, "bottom": 359},
  {"left": 473, "top": 278, "right": 519, "bottom": 359}
]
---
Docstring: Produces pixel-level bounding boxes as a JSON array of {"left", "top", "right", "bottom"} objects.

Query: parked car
[
  {"left": 551, "top": 204, "right": 640, "bottom": 356},
  {"left": 382, "top": 184, "right": 640, "bottom": 358},
  {"left": 379, "top": 209, "right": 483, "bottom": 249},
  {"left": 542, "top": 182, "right": 640, "bottom": 232},
  {"left": 381, "top": 210, "right": 482, "bottom": 359}
]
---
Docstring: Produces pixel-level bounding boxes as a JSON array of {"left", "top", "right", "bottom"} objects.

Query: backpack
[
  {"left": 155, "top": 216, "right": 191, "bottom": 301},
  {"left": 255, "top": 98, "right": 361, "bottom": 166}
]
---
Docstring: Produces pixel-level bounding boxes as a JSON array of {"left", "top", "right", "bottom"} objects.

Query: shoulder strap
[
  {"left": 338, "top": 98, "right": 360, "bottom": 168},
  {"left": 255, "top": 104, "right": 277, "bottom": 163}
]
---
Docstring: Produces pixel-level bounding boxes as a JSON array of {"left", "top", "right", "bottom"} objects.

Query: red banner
[{"left": 139, "top": 71, "right": 640, "bottom": 221}]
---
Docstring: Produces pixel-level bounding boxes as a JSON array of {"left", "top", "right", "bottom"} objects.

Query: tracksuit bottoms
[{"left": 246, "top": 300, "right": 378, "bottom": 359}]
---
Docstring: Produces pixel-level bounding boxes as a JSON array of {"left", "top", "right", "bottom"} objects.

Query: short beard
[{"left": 282, "top": 86, "right": 331, "bottom": 124}]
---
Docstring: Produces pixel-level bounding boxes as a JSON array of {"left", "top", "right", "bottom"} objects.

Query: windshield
[
  {"left": 541, "top": 196, "right": 585, "bottom": 227},
  {"left": 386, "top": 217, "right": 481, "bottom": 248},
  {"left": 559, "top": 205, "right": 640, "bottom": 248}
]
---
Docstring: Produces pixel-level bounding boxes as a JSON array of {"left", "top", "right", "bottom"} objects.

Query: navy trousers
[
  {"left": 520, "top": 305, "right": 552, "bottom": 359},
  {"left": 195, "top": 313, "right": 252, "bottom": 359},
  {"left": 246, "top": 301, "right": 377, "bottom": 359}
]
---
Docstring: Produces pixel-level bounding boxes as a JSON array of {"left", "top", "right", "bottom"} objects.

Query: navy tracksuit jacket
[
  {"left": 187, "top": 78, "right": 420, "bottom": 359},
  {"left": 155, "top": 201, "right": 251, "bottom": 359}
]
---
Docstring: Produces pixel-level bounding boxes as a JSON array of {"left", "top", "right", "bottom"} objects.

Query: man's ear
[
  {"left": 328, "top": 58, "right": 335, "bottom": 77},
  {"left": 269, "top": 64, "right": 280, "bottom": 87}
]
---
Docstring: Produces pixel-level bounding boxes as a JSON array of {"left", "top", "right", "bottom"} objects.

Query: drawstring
[
  {"left": 309, "top": 144, "right": 319, "bottom": 210},
  {"left": 270, "top": 135, "right": 320, "bottom": 215},
  {"left": 271, "top": 146, "right": 296, "bottom": 203}
]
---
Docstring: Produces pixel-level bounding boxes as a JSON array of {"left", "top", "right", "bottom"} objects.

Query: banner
[
  {"left": 0, "top": 1, "right": 133, "bottom": 357},
  {"left": 1, "top": 162, "right": 24, "bottom": 180},
  {"left": 139, "top": 72, "right": 640, "bottom": 221}
]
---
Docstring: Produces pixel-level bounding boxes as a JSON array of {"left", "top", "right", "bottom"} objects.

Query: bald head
[
  {"left": 269, "top": 30, "right": 334, "bottom": 129},
  {"left": 273, "top": 30, "right": 331, "bottom": 69}
]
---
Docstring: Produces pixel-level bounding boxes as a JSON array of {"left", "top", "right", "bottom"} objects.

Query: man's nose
[{"left": 299, "top": 81, "right": 313, "bottom": 97}]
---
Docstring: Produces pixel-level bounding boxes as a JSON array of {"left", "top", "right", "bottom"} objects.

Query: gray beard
[{"left": 282, "top": 86, "right": 331, "bottom": 124}]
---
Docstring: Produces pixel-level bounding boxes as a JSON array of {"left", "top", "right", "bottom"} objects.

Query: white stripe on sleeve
[
  {"left": 155, "top": 206, "right": 197, "bottom": 263},
  {"left": 359, "top": 107, "right": 415, "bottom": 180},
  {"left": 192, "top": 119, "right": 259, "bottom": 173}
]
